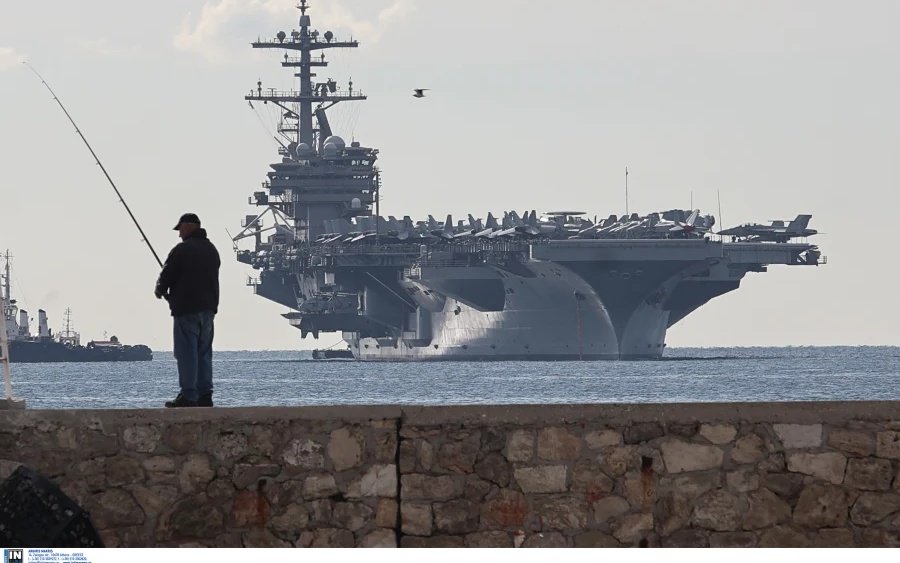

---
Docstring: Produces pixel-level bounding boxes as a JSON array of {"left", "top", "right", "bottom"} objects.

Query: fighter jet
[{"left": 718, "top": 214, "right": 817, "bottom": 243}]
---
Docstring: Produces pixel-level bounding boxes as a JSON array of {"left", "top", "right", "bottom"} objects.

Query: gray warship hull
[{"left": 247, "top": 240, "right": 818, "bottom": 361}]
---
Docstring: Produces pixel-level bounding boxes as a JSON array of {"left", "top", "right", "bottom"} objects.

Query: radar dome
[
  {"left": 323, "top": 135, "right": 346, "bottom": 151},
  {"left": 323, "top": 142, "right": 339, "bottom": 157},
  {"left": 296, "top": 142, "right": 313, "bottom": 157}
]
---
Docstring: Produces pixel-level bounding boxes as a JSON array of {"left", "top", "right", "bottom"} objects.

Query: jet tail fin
[{"left": 786, "top": 214, "right": 812, "bottom": 233}]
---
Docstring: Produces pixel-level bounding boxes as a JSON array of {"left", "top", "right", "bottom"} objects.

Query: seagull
[{"left": 413, "top": 88, "right": 428, "bottom": 98}]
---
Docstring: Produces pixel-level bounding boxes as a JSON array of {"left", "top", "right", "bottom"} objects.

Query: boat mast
[{"left": 246, "top": 0, "right": 366, "bottom": 150}]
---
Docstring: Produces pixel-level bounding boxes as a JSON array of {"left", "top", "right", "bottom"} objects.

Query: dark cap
[{"left": 173, "top": 213, "right": 201, "bottom": 230}]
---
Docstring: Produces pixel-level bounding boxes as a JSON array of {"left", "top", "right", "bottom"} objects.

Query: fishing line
[{"left": 22, "top": 62, "right": 164, "bottom": 269}]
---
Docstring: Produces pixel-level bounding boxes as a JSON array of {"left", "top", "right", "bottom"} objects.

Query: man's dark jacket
[{"left": 156, "top": 229, "right": 220, "bottom": 316}]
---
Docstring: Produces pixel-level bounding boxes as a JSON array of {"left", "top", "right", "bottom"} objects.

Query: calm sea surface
[{"left": 8, "top": 347, "right": 899, "bottom": 410}]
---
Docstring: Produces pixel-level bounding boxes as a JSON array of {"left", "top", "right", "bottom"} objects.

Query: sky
[{"left": 1, "top": 0, "right": 899, "bottom": 351}]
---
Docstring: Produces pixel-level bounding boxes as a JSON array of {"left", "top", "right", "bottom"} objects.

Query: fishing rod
[{"left": 22, "top": 62, "right": 164, "bottom": 269}]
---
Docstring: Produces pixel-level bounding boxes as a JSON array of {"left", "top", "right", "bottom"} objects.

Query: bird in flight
[{"left": 413, "top": 88, "right": 428, "bottom": 98}]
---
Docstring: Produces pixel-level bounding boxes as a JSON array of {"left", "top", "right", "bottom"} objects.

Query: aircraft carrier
[{"left": 233, "top": 2, "right": 824, "bottom": 360}]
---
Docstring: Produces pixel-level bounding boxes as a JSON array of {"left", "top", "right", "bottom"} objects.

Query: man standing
[{"left": 155, "top": 213, "right": 220, "bottom": 408}]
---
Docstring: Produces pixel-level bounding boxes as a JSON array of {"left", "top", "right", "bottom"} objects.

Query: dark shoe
[
  {"left": 198, "top": 392, "right": 213, "bottom": 407},
  {"left": 165, "top": 393, "right": 198, "bottom": 408}
]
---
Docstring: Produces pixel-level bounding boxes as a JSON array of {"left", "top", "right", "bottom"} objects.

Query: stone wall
[{"left": 1, "top": 403, "right": 899, "bottom": 547}]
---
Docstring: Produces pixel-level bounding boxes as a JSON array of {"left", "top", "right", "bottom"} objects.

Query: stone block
[
  {"left": 876, "top": 431, "right": 900, "bottom": 459},
  {"left": 210, "top": 432, "right": 249, "bottom": 463},
  {"left": 122, "top": 425, "right": 161, "bottom": 453},
  {"left": 417, "top": 439, "right": 435, "bottom": 471},
  {"left": 229, "top": 489, "right": 269, "bottom": 528},
  {"left": 537, "top": 427, "right": 583, "bottom": 461},
  {"left": 242, "top": 528, "right": 291, "bottom": 547},
  {"left": 168, "top": 498, "right": 224, "bottom": 539},
  {"left": 661, "top": 529, "right": 708, "bottom": 548},
  {"left": 327, "top": 428, "right": 363, "bottom": 471},
  {"left": 764, "top": 472, "right": 805, "bottom": 501},
  {"left": 481, "top": 488, "right": 528, "bottom": 528},
  {"left": 828, "top": 428, "right": 875, "bottom": 456},
  {"left": 574, "top": 531, "right": 620, "bottom": 547},
  {"left": 401, "top": 473, "right": 460, "bottom": 500},
  {"left": 849, "top": 493, "right": 900, "bottom": 526},
  {"left": 730, "top": 433, "right": 767, "bottom": 464},
  {"left": 533, "top": 496, "right": 588, "bottom": 530},
  {"left": 591, "top": 495, "right": 630, "bottom": 524},
  {"left": 437, "top": 438, "right": 480, "bottom": 473},
  {"left": 845, "top": 457, "right": 893, "bottom": 491},
  {"left": 401, "top": 502, "right": 433, "bottom": 536},
  {"left": 281, "top": 438, "right": 324, "bottom": 469},
  {"left": 699, "top": 423, "right": 737, "bottom": 445},
  {"left": 374, "top": 431, "right": 398, "bottom": 462},
  {"left": 163, "top": 424, "right": 202, "bottom": 454},
  {"left": 232, "top": 464, "right": 279, "bottom": 490},
  {"left": 597, "top": 446, "right": 638, "bottom": 477},
  {"left": 623, "top": 470, "right": 657, "bottom": 509},
  {"left": 474, "top": 452, "right": 511, "bottom": 487},
  {"left": 308, "top": 499, "right": 333, "bottom": 524},
  {"left": 401, "top": 535, "right": 465, "bottom": 548},
  {"left": 206, "top": 477, "right": 235, "bottom": 502},
  {"left": 571, "top": 460, "right": 614, "bottom": 501},
  {"left": 623, "top": 422, "right": 664, "bottom": 444},
  {"left": 347, "top": 464, "right": 397, "bottom": 498},
  {"left": 811, "top": 528, "right": 855, "bottom": 548},
  {"left": 178, "top": 454, "right": 215, "bottom": 493},
  {"left": 304, "top": 528, "right": 356, "bottom": 548},
  {"left": 709, "top": 532, "right": 757, "bottom": 548},
  {"left": 376, "top": 498, "right": 398, "bottom": 528},
  {"left": 398, "top": 440, "right": 416, "bottom": 473},
  {"left": 269, "top": 504, "right": 309, "bottom": 539},
  {"left": 359, "top": 528, "right": 397, "bottom": 548},
  {"left": 691, "top": 490, "right": 742, "bottom": 531},
  {"left": 612, "top": 513, "right": 653, "bottom": 544},
  {"left": 464, "top": 474, "right": 492, "bottom": 502},
  {"left": 89, "top": 489, "right": 145, "bottom": 529},
  {"left": 142, "top": 456, "right": 175, "bottom": 473},
  {"left": 523, "top": 532, "right": 568, "bottom": 548},
  {"left": 303, "top": 473, "right": 338, "bottom": 498},
  {"left": 786, "top": 452, "right": 847, "bottom": 484},
  {"left": 506, "top": 430, "right": 534, "bottom": 462},
  {"left": 433, "top": 499, "right": 480, "bottom": 534},
  {"left": 513, "top": 465, "right": 567, "bottom": 494},
  {"left": 466, "top": 531, "right": 513, "bottom": 547},
  {"left": 661, "top": 440, "right": 723, "bottom": 473},
  {"left": 659, "top": 471, "right": 721, "bottom": 499},
  {"left": 758, "top": 525, "right": 810, "bottom": 547},
  {"left": 793, "top": 484, "right": 850, "bottom": 527},
  {"left": 585, "top": 429, "right": 621, "bottom": 449},
  {"left": 726, "top": 467, "right": 759, "bottom": 492},
  {"left": 333, "top": 501, "right": 374, "bottom": 531},
  {"left": 774, "top": 424, "right": 822, "bottom": 449},
  {"left": 106, "top": 456, "right": 145, "bottom": 487},
  {"left": 743, "top": 488, "right": 791, "bottom": 530},
  {"left": 128, "top": 483, "right": 178, "bottom": 517}
]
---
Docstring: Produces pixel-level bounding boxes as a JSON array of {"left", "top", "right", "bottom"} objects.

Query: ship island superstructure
[{"left": 233, "top": 2, "right": 824, "bottom": 360}]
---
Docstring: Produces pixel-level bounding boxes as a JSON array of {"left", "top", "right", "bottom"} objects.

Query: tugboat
[{"left": 1, "top": 252, "right": 152, "bottom": 363}]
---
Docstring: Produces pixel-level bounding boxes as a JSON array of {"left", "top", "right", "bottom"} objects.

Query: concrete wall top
[{"left": 2, "top": 401, "right": 898, "bottom": 427}]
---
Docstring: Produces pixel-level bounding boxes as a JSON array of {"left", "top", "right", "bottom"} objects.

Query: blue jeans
[{"left": 173, "top": 311, "right": 215, "bottom": 402}]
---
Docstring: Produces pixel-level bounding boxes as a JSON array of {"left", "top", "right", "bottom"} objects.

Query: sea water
[{"left": 9, "top": 346, "right": 899, "bottom": 410}]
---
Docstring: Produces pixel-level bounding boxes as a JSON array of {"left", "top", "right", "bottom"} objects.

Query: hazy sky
[{"left": 1, "top": 0, "right": 898, "bottom": 351}]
